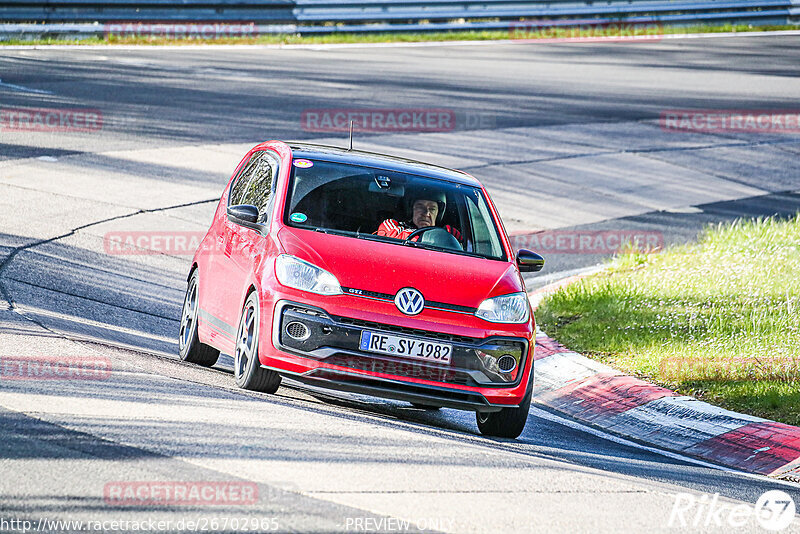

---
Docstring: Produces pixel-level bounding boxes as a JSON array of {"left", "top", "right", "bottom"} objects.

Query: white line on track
[
  {"left": 15, "top": 304, "right": 176, "bottom": 345},
  {"left": 0, "top": 77, "right": 52, "bottom": 94},
  {"left": 1, "top": 30, "right": 799, "bottom": 51}
]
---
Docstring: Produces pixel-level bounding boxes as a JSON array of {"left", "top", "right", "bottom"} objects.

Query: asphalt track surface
[{"left": 1, "top": 35, "right": 800, "bottom": 533}]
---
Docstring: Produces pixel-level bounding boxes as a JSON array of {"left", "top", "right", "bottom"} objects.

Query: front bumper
[{"left": 266, "top": 300, "right": 532, "bottom": 411}]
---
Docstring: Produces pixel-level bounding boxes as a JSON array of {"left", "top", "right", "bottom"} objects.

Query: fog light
[
  {"left": 285, "top": 321, "right": 310, "bottom": 341},
  {"left": 497, "top": 354, "right": 517, "bottom": 373}
]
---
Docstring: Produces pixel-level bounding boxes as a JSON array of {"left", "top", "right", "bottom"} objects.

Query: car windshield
[{"left": 284, "top": 158, "right": 507, "bottom": 261}]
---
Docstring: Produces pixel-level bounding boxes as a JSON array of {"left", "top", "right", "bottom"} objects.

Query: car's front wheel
[
  {"left": 179, "top": 270, "right": 220, "bottom": 367},
  {"left": 234, "top": 291, "right": 282, "bottom": 393},
  {"left": 476, "top": 379, "right": 532, "bottom": 439}
]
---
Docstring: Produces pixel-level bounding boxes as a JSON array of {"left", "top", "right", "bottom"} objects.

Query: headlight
[
  {"left": 475, "top": 292, "right": 530, "bottom": 323},
  {"left": 275, "top": 255, "right": 342, "bottom": 295}
]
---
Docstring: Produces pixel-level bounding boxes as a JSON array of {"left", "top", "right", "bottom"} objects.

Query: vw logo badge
[{"left": 394, "top": 287, "right": 425, "bottom": 316}]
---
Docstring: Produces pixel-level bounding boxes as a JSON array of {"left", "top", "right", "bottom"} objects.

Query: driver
[{"left": 376, "top": 187, "right": 462, "bottom": 242}]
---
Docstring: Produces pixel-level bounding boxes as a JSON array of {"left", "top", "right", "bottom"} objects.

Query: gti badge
[{"left": 394, "top": 287, "right": 425, "bottom": 316}]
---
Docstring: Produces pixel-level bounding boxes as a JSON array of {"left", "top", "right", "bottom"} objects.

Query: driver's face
[{"left": 412, "top": 200, "right": 439, "bottom": 228}]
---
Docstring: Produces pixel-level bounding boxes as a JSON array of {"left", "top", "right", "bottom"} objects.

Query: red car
[{"left": 178, "top": 141, "right": 544, "bottom": 438}]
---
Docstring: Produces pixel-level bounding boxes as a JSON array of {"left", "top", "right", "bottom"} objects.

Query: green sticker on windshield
[{"left": 290, "top": 212, "right": 308, "bottom": 223}]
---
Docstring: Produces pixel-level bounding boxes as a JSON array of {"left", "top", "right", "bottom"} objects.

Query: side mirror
[
  {"left": 516, "top": 249, "right": 544, "bottom": 273},
  {"left": 226, "top": 204, "right": 261, "bottom": 230}
]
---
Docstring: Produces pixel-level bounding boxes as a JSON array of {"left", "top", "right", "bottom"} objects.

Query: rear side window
[{"left": 229, "top": 151, "right": 279, "bottom": 222}]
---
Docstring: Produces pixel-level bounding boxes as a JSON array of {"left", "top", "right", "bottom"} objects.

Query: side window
[
  {"left": 229, "top": 151, "right": 278, "bottom": 222},
  {"left": 465, "top": 194, "right": 503, "bottom": 259}
]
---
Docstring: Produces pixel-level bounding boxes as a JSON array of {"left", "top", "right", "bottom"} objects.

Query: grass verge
[
  {"left": 1, "top": 23, "right": 797, "bottom": 46},
  {"left": 537, "top": 215, "right": 800, "bottom": 425}
]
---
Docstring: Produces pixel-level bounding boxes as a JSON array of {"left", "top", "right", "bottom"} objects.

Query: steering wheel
[{"left": 404, "top": 226, "right": 462, "bottom": 251}]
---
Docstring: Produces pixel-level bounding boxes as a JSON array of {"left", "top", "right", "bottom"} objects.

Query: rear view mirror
[
  {"left": 367, "top": 179, "right": 405, "bottom": 197},
  {"left": 227, "top": 204, "right": 260, "bottom": 229},
  {"left": 516, "top": 249, "right": 544, "bottom": 273}
]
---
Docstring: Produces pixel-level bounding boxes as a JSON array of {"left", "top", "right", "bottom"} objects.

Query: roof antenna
[{"left": 348, "top": 120, "right": 354, "bottom": 151}]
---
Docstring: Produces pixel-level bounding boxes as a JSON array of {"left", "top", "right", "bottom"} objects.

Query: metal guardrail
[
  {"left": 0, "top": 0, "right": 797, "bottom": 38},
  {"left": 1, "top": 1, "right": 296, "bottom": 23}
]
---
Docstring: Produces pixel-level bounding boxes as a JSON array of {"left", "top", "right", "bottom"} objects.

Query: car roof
[{"left": 285, "top": 142, "right": 482, "bottom": 187}]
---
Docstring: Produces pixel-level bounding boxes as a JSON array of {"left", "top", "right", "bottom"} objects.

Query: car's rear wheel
[
  {"left": 234, "top": 291, "right": 282, "bottom": 393},
  {"left": 476, "top": 379, "right": 532, "bottom": 439},
  {"left": 179, "top": 270, "right": 220, "bottom": 367}
]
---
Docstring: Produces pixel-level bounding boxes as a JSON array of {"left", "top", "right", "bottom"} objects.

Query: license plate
[{"left": 359, "top": 330, "right": 452, "bottom": 364}]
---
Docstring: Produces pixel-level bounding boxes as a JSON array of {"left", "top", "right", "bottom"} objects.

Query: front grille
[{"left": 332, "top": 315, "right": 479, "bottom": 345}]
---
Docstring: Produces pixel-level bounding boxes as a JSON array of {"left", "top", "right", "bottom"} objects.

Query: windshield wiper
[
  {"left": 353, "top": 232, "right": 397, "bottom": 243},
  {"left": 314, "top": 227, "right": 490, "bottom": 259},
  {"left": 402, "top": 240, "right": 485, "bottom": 258},
  {"left": 314, "top": 227, "right": 352, "bottom": 237},
  {"left": 315, "top": 227, "right": 396, "bottom": 243}
]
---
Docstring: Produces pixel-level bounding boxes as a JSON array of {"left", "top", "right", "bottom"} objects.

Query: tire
[
  {"left": 476, "top": 377, "right": 532, "bottom": 439},
  {"left": 233, "top": 291, "right": 282, "bottom": 393},
  {"left": 178, "top": 270, "right": 220, "bottom": 367}
]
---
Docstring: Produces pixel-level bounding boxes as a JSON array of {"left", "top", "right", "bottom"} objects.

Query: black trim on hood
[{"left": 341, "top": 286, "right": 477, "bottom": 314}]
